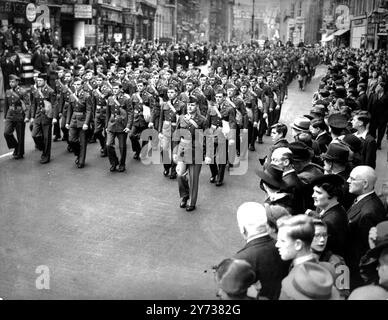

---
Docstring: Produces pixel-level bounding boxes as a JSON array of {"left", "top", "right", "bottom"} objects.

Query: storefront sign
[
  {"left": 114, "top": 33, "right": 122, "bottom": 42},
  {"left": 26, "top": 3, "right": 37, "bottom": 22},
  {"left": 74, "top": 4, "right": 92, "bottom": 19},
  {"left": 335, "top": 5, "right": 350, "bottom": 30}
]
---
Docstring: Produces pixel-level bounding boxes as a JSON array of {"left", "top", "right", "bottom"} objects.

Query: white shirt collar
[
  {"left": 246, "top": 233, "right": 269, "bottom": 244},
  {"left": 354, "top": 130, "right": 368, "bottom": 140},
  {"left": 293, "top": 254, "right": 316, "bottom": 267},
  {"left": 356, "top": 190, "right": 375, "bottom": 203}
]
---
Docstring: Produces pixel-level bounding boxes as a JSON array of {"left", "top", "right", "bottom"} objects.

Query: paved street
[{"left": 0, "top": 65, "right": 387, "bottom": 299}]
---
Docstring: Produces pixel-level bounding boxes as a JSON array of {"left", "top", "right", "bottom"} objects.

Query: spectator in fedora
[
  {"left": 346, "top": 166, "right": 386, "bottom": 289},
  {"left": 271, "top": 147, "right": 307, "bottom": 215},
  {"left": 288, "top": 141, "right": 323, "bottom": 210},
  {"left": 327, "top": 113, "right": 349, "bottom": 144},
  {"left": 310, "top": 174, "right": 349, "bottom": 256},
  {"left": 234, "top": 202, "right": 289, "bottom": 300},
  {"left": 279, "top": 262, "right": 340, "bottom": 300},
  {"left": 340, "top": 134, "right": 363, "bottom": 169},
  {"left": 256, "top": 164, "right": 293, "bottom": 211},
  {"left": 213, "top": 258, "right": 256, "bottom": 300},
  {"left": 291, "top": 116, "right": 310, "bottom": 139}
]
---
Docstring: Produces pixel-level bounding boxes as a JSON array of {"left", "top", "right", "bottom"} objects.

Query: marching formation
[{"left": 2, "top": 42, "right": 320, "bottom": 212}]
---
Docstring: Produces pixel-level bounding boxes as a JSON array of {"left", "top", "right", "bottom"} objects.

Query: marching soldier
[
  {"left": 58, "top": 70, "right": 75, "bottom": 152},
  {"left": 53, "top": 66, "right": 65, "bottom": 141},
  {"left": 158, "top": 85, "right": 186, "bottom": 179},
  {"left": 225, "top": 83, "right": 248, "bottom": 159},
  {"left": 29, "top": 73, "right": 58, "bottom": 164},
  {"left": 239, "top": 80, "right": 259, "bottom": 151},
  {"left": 65, "top": 77, "right": 93, "bottom": 168},
  {"left": 93, "top": 76, "right": 110, "bottom": 158},
  {"left": 129, "top": 79, "right": 155, "bottom": 160},
  {"left": 3, "top": 75, "right": 30, "bottom": 159},
  {"left": 174, "top": 96, "right": 208, "bottom": 212},
  {"left": 205, "top": 90, "right": 237, "bottom": 186},
  {"left": 106, "top": 81, "right": 133, "bottom": 172},
  {"left": 83, "top": 69, "right": 96, "bottom": 143}
]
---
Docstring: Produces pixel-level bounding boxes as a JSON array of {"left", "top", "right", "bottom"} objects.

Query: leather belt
[{"left": 73, "top": 112, "right": 84, "bottom": 116}]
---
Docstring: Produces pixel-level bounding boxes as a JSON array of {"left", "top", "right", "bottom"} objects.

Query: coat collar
[{"left": 347, "top": 192, "right": 377, "bottom": 220}]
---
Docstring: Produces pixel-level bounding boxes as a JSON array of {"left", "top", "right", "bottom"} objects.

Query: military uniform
[
  {"left": 239, "top": 90, "right": 259, "bottom": 151},
  {"left": 226, "top": 95, "right": 248, "bottom": 158},
  {"left": 206, "top": 100, "right": 236, "bottom": 186},
  {"left": 53, "top": 78, "right": 65, "bottom": 140},
  {"left": 106, "top": 92, "right": 133, "bottom": 171},
  {"left": 66, "top": 88, "right": 93, "bottom": 167},
  {"left": 159, "top": 98, "right": 186, "bottom": 178},
  {"left": 58, "top": 83, "right": 75, "bottom": 147},
  {"left": 3, "top": 79, "right": 30, "bottom": 159},
  {"left": 83, "top": 80, "right": 96, "bottom": 142},
  {"left": 129, "top": 90, "right": 155, "bottom": 158},
  {"left": 93, "top": 86, "right": 110, "bottom": 157},
  {"left": 30, "top": 84, "right": 57, "bottom": 163},
  {"left": 175, "top": 111, "right": 208, "bottom": 210}
]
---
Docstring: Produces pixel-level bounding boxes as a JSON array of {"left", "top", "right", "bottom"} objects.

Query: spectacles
[
  {"left": 348, "top": 176, "right": 364, "bottom": 182},
  {"left": 314, "top": 233, "right": 328, "bottom": 238}
]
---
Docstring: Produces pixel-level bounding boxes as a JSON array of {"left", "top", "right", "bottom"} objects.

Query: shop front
[
  {"left": 350, "top": 17, "right": 367, "bottom": 49},
  {"left": 122, "top": 10, "right": 135, "bottom": 43},
  {"left": 97, "top": 3, "right": 123, "bottom": 45}
]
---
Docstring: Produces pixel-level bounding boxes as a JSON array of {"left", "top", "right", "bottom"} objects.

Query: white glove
[{"left": 205, "top": 156, "right": 212, "bottom": 165}]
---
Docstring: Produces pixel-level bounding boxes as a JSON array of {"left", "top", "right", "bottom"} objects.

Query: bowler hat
[
  {"left": 327, "top": 113, "right": 348, "bottom": 129},
  {"left": 292, "top": 117, "right": 311, "bottom": 131},
  {"left": 334, "top": 87, "right": 347, "bottom": 99},
  {"left": 321, "top": 143, "right": 349, "bottom": 163},
  {"left": 310, "top": 106, "right": 325, "bottom": 118},
  {"left": 256, "top": 164, "right": 286, "bottom": 190},
  {"left": 281, "top": 262, "right": 340, "bottom": 300},
  {"left": 288, "top": 141, "right": 314, "bottom": 161}
]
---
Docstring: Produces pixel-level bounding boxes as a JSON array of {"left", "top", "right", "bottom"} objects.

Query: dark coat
[
  {"left": 315, "top": 132, "right": 332, "bottom": 154},
  {"left": 283, "top": 169, "right": 307, "bottom": 215},
  {"left": 234, "top": 235, "right": 290, "bottom": 300},
  {"left": 320, "top": 203, "right": 349, "bottom": 257},
  {"left": 346, "top": 192, "right": 386, "bottom": 288},
  {"left": 360, "top": 133, "right": 377, "bottom": 169},
  {"left": 356, "top": 92, "right": 368, "bottom": 111}
]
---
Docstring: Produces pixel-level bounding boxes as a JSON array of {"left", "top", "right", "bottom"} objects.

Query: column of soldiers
[{"left": 3, "top": 46, "right": 325, "bottom": 211}]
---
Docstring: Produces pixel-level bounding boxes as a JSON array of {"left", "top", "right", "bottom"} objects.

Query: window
[
  {"left": 290, "top": 3, "right": 295, "bottom": 18},
  {"left": 297, "top": 1, "right": 302, "bottom": 17}
]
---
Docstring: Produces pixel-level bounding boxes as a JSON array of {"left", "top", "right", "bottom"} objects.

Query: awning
[
  {"left": 333, "top": 28, "right": 350, "bottom": 37},
  {"left": 321, "top": 34, "right": 334, "bottom": 42}
]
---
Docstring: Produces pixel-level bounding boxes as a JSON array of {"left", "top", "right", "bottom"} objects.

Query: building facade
[
  {"left": 233, "top": 0, "right": 280, "bottom": 43},
  {"left": 279, "top": 0, "right": 322, "bottom": 46}
]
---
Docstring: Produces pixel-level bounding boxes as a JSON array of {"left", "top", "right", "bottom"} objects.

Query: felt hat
[
  {"left": 327, "top": 113, "right": 348, "bottom": 129},
  {"left": 256, "top": 164, "right": 286, "bottom": 190},
  {"left": 292, "top": 117, "right": 311, "bottom": 131},
  {"left": 321, "top": 143, "right": 349, "bottom": 163},
  {"left": 281, "top": 262, "right": 340, "bottom": 300}
]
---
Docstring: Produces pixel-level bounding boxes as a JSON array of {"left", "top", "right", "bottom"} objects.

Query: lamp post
[{"left": 251, "top": 0, "right": 255, "bottom": 41}]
